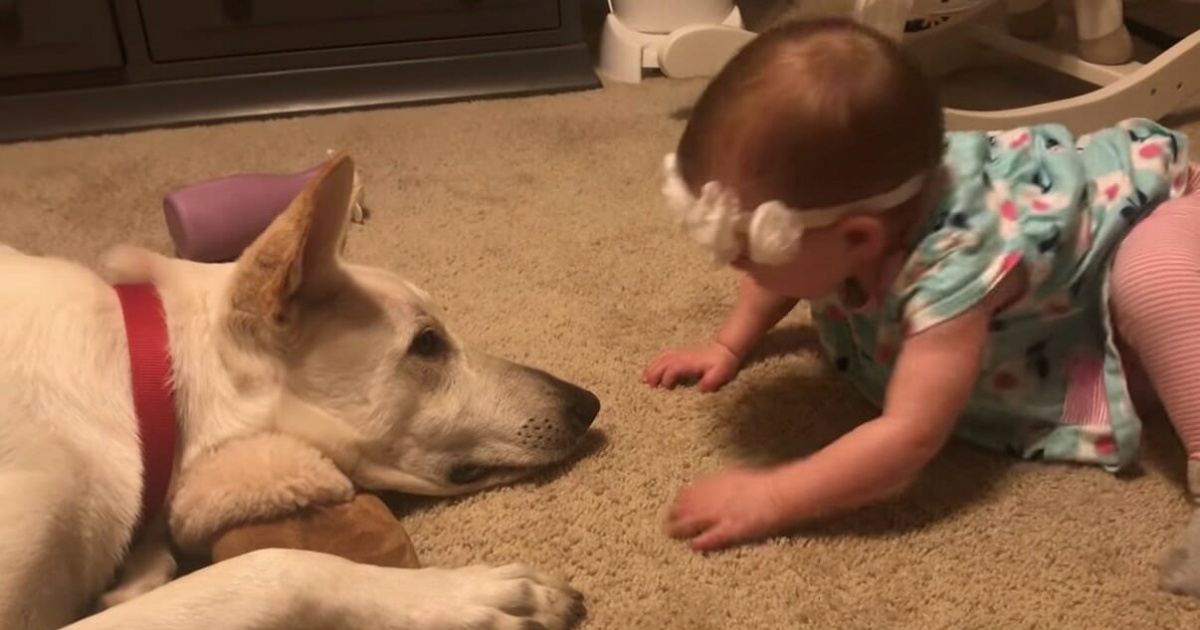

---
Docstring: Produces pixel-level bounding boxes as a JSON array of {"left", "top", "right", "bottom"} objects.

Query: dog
[{"left": 0, "top": 153, "right": 601, "bottom": 630}]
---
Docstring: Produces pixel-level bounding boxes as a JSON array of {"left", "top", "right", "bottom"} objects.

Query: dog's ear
[{"left": 227, "top": 152, "right": 357, "bottom": 345}]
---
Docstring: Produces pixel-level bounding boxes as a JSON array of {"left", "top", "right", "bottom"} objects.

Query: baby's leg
[{"left": 1110, "top": 165, "right": 1200, "bottom": 598}]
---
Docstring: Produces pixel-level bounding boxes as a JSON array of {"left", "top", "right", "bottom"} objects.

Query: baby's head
[{"left": 663, "top": 17, "right": 945, "bottom": 299}]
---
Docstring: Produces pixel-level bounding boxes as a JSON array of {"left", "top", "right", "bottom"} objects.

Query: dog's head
[{"left": 223, "top": 153, "right": 600, "bottom": 496}]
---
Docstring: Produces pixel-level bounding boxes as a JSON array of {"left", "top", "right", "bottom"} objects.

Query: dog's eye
[
  {"left": 409, "top": 328, "right": 445, "bottom": 357},
  {"left": 447, "top": 464, "right": 490, "bottom": 485}
]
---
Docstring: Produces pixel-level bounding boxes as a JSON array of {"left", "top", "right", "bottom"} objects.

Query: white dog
[{"left": 0, "top": 153, "right": 600, "bottom": 630}]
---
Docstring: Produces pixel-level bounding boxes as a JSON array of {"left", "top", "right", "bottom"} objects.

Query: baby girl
[{"left": 643, "top": 17, "right": 1200, "bottom": 595}]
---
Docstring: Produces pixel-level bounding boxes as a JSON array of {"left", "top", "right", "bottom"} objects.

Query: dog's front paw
[
  {"left": 414, "top": 564, "right": 585, "bottom": 630},
  {"left": 1160, "top": 508, "right": 1200, "bottom": 598},
  {"left": 93, "top": 534, "right": 178, "bottom": 613}
]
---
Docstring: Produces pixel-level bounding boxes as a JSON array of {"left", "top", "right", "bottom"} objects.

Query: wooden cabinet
[
  {"left": 138, "top": 0, "right": 561, "bottom": 62},
  {"left": 0, "top": 0, "right": 122, "bottom": 78},
  {"left": 0, "top": 0, "right": 598, "bottom": 143}
]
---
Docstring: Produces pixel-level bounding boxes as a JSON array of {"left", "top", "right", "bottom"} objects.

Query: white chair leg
[
  {"left": 945, "top": 28, "right": 1200, "bottom": 135},
  {"left": 1074, "top": 0, "right": 1134, "bottom": 65}
]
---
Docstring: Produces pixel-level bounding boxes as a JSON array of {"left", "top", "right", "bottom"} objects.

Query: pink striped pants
[{"left": 1111, "top": 164, "right": 1200, "bottom": 464}]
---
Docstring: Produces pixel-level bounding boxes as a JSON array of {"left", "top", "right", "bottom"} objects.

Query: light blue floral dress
[{"left": 811, "top": 118, "right": 1192, "bottom": 472}]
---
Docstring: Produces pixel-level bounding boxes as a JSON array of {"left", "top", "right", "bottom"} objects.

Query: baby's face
[{"left": 732, "top": 225, "right": 855, "bottom": 300}]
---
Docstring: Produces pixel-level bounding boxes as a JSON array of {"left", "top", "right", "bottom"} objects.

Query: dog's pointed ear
[{"left": 227, "top": 152, "right": 357, "bottom": 345}]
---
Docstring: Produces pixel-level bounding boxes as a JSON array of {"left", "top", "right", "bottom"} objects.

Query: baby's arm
[
  {"left": 716, "top": 274, "right": 801, "bottom": 359},
  {"left": 773, "top": 271, "right": 1026, "bottom": 518},
  {"left": 763, "top": 300, "right": 990, "bottom": 520},
  {"left": 667, "top": 273, "right": 1020, "bottom": 550},
  {"left": 644, "top": 275, "right": 798, "bottom": 391}
]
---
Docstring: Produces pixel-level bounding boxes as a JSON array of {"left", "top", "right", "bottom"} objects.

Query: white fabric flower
[
  {"left": 695, "top": 182, "right": 744, "bottom": 264},
  {"left": 659, "top": 152, "right": 927, "bottom": 267},
  {"left": 660, "top": 153, "right": 800, "bottom": 265},
  {"left": 746, "top": 201, "right": 805, "bottom": 265},
  {"left": 661, "top": 154, "right": 746, "bottom": 264},
  {"left": 660, "top": 153, "right": 693, "bottom": 217}
]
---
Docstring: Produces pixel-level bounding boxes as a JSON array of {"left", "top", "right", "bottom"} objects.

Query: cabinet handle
[
  {"left": 221, "top": 0, "right": 254, "bottom": 22},
  {"left": 0, "top": 0, "right": 21, "bottom": 44}
]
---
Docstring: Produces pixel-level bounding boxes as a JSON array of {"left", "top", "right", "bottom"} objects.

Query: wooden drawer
[
  {"left": 137, "top": 0, "right": 561, "bottom": 63},
  {"left": 0, "top": 0, "right": 123, "bottom": 79}
]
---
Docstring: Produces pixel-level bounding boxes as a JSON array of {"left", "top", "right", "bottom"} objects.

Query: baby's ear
[
  {"left": 167, "top": 433, "right": 355, "bottom": 556},
  {"left": 837, "top": 215, "right": 887, "bottom": 263}
]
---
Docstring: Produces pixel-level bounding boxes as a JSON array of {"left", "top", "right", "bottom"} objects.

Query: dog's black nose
[
  {"left": 565, "top": 385, "right": 601, "bottom": 432},
  {"left": 521, "top": 364, "right": 602, "bottom": 434}
]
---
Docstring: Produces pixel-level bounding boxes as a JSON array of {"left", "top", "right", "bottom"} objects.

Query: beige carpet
[{"left": 4, "top": 75, "right": 1200, "bottom": 629}]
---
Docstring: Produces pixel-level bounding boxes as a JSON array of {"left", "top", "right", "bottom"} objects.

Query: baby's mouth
[{"left": 839, "top": 278, "right": 870, "bottom": 310}]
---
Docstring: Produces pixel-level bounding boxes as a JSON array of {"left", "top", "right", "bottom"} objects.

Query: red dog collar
[{"left": 114, "top": 283, "right": 178, "bottom": 528}]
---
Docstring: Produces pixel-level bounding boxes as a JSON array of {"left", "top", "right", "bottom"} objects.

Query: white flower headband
[{"left": 661, "top": 153, "right": 928, "bottom": 266}]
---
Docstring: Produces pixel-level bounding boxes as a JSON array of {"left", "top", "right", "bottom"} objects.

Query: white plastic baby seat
[
  {"left": 595, "top": 0, "right": 977, "bottom": 83},
  {"left": 904, "top": 0, "right": 1200, "bottom": 135},
  {"left": 598, "top": 0, "right": 1200, "bottom": 136},
  {"left": 597, "top": 0, "right": 756, "bottom": 83}
]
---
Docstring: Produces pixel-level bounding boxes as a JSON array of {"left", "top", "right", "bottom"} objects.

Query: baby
[{"left": 644, "top": 17, "right": 1200, "bottom": 594}]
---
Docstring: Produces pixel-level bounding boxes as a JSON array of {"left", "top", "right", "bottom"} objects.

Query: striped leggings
[{"left": 1111, "top": 164, "right": 1200, "bottom": 482}]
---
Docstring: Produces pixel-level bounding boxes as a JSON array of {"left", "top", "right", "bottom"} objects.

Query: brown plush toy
[{"left": 167, "top": 433, "right": 420, "bottom": 569}]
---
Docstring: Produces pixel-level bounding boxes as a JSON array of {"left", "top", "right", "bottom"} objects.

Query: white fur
[{"left": 0, "top": 155, "right": 595, "bottom": 630}]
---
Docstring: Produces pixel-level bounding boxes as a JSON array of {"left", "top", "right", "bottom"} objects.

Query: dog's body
[{"left": 0, "top": 155, "right": 598, "bottom": 629}]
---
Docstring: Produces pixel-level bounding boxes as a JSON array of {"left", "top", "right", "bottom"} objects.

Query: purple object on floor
[{"left": 163, "top": 162, "right": 325, "bottom": 263}]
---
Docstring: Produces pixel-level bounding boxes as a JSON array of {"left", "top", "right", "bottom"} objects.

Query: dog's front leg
[
  {"left": 94, "top": 519, "right": 177, "bottom": 612},
  {"left": 66, "top": 548, "right": 584, "bottom": 630}
]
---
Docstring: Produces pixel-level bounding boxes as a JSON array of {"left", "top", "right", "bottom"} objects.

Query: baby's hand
[
  {"left": 642, "top": 342, "right": 740, "bottom": 392},
  {"left": 665, "top": 467, "right": 791, "bottom": 551}
]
